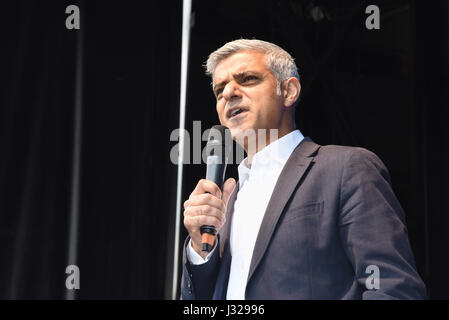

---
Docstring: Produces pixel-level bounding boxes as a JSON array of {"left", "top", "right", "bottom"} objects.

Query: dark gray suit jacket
[{"left": 181, "top": 137, "right": 427, "bottom": 299}]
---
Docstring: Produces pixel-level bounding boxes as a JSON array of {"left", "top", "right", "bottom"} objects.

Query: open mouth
[{"left": 227, "top": 107, "right": 248, "bottom": 119}]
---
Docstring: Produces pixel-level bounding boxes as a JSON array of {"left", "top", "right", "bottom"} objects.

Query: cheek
[
  {"left": 216, "top": 103, "right": 225, "bottom": 122},
  {"left": 256, "top": 98, "right": 282, "bottom": 124}
]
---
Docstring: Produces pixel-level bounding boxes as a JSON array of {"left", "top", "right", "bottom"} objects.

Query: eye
[
  {"left": 215, "top": 88, "right": 224, "bottom": 98},
  {"left": 242, "top": 75, "right": 257, "bottom": 83}
]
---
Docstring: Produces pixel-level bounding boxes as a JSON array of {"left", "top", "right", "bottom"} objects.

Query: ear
[{"left": 282, "top": 77, "right": 301, "bottom": 108}]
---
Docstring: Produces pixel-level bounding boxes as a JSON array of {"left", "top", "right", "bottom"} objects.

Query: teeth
[{"left": 230, "top": 108, "right": 242, "bottom": 117}]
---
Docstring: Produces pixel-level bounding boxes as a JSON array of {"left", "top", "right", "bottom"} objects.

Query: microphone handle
[
  {"left": 200, "top": 225, "right": 217, "bottom": 252},
  {"left": 201, "top": 159, "right": 227, "bottom": 252}
]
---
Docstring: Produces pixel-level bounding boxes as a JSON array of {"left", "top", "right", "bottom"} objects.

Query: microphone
[{"left": 201, "top": 125, "right": 232, "bottom": 252}]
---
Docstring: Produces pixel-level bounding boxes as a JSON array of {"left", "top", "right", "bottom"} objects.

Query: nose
[{"left": 222, "top": 80, "right": 240, "bottom": 101}]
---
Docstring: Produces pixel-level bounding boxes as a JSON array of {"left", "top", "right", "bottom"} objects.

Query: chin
[{"left": 229, "top": 125, "right": 257, "bottom": 141}]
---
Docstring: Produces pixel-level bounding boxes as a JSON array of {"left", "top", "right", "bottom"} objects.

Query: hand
[{"left": 183, "top": 178, "right": 236, "bottom": 258}]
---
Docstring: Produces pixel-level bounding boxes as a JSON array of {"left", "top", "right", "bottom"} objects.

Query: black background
[{"left": 0, "top": 0, "right": 448, "bottom": 299}]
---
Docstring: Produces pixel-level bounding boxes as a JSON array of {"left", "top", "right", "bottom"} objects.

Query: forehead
[{"left": 213, "top": 50, "right": 269, "bottom": 84}]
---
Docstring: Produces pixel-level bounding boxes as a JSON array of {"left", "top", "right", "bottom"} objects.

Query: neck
[{"left": 244, "top": 125, "right": 296, "bottom": 165}]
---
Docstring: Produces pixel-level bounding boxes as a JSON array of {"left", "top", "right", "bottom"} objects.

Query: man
[{"left": 182, "top": 39, "right": 427, "bottom": 299}]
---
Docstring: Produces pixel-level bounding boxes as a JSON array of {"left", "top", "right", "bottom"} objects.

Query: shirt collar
[{"left": 237, "top": 129, "right": 304, "bottom": 189}]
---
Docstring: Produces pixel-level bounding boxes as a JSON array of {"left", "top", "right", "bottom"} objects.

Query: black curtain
[
  {"left": 0, "top": 1, "right": 181, "bottom": 299},
  {"left": 1, "top": 0, "right": 448, "bottom": 299},
  {"left": 183, "top": 0, "right": 449, "bottom": 299}
]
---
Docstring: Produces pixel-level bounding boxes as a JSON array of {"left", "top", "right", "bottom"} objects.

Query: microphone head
[
  {"left": 205, "top": 125, "right": 232, "bottom": 188},
  {"left": 202, "top": 126, "right": 231, "bottom": 250},
  {"left": 206, "top": 125, "right": 232, "bottom": 158},
  {"left": 207, "top": 125, "right": 231, "bottom": 144}
]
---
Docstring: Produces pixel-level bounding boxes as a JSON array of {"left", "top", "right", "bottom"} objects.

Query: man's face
[{"left": 213, "top": 50, "right": 284, "bottom": 140}]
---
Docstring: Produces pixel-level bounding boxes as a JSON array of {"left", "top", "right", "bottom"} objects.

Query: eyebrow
[{"left": 213, "top": 71, "right": 260, "bottom": 92}]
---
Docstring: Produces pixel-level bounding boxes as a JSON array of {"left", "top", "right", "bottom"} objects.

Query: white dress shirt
[{"left": 187, "top": 129, "right": 304, "bottom": 300}]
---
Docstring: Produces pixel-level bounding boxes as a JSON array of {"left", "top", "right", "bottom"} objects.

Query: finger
[
  {"left": 183, "top": 205, "right": 225, "bottom": 222},
  {"left": 183, "top": 214, "right": 223, "bottom": 231},
  {"left": 193, "top": 215, "right": 223, "bottom": 229},
  {"left": 190, "top": 179, "right": 222, "bottom": 198},
  {"left": 184, "top": 193, "right": 225, "bottom": 212},
  {"left": 222, "top": 178, "right": 237, "bottom": 207}
]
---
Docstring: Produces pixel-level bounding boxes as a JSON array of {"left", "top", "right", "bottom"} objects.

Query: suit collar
[
  {"left": 236, "top": 130, "right": 305, "bottom": 190},
  {"left": 219, "top": 183, "right": 239, "bottom": 258},
  {"left": 246, "top": 137, "right": 320, "bottom": 285},
  {"left": 218, "top": 137, "right": 321, "bottom": 288}
]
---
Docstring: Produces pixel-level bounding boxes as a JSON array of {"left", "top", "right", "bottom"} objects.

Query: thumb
[{"left": 222, "top": 177, "right": 237, "bottom": 208}]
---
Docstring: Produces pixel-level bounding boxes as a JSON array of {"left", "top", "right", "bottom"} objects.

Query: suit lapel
[
  {"left": 219, "top": 183, "right": 239, "bottom": 258},
  {"left": 214, "top": 181, "right": 239, "bottom": 300},
  {"left": 246, "top": 137, "right": 320, "bottom": 285}
]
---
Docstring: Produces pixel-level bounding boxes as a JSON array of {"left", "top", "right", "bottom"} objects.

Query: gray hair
[{"left": 205, "top": 39, "right": 300, "bottom": 96}]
